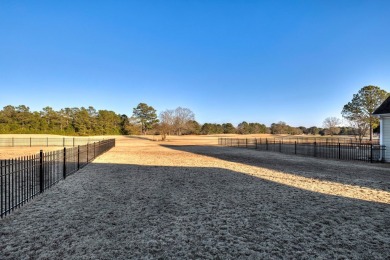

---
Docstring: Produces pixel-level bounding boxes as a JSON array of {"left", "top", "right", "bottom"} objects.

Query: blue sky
[{"left": 1, "top": 1, "right": 389, "bottom": 127}]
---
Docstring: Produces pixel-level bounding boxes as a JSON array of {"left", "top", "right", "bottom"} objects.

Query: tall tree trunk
[{"left": 370, "top": 123, "right": 373, "bottom": 141}]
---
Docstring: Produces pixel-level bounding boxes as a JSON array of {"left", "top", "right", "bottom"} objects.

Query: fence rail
[
  {"left": 250, "top": 136, "right": 379, "bottom": 145},
  {"left": 0, "top": 137, "right": 106, "bottom": 147},
  {"left": 218, "top": 138, "right": 385, "bottom": 163},
  {"left": 1, "top": 139, "right": 115, "bottom": 218}
]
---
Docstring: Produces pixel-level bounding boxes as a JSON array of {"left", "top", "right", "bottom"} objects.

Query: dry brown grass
[
  {"left": 0, "top": 134, "right": 117, "bottom": 159},
  {"left": 0, "top": 147, "right": 64, "bottom": 159},
  {"left": 1, "top": 135, "right": 389, "bottom": 259},
  {"left": 109, "top": 136, "right": 390, "bottom": 204}
]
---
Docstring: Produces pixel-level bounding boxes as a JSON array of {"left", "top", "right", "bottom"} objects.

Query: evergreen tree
[
  {"left": 342, "top": 85, "right": 389, "bottom": 141},
  {"left": 132, "top": 103, "right": 159, "bottom": 134}
]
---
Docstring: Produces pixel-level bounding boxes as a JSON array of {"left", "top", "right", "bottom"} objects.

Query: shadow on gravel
[
  {"left": 160, "top": 144, "right": 390, "bottom": 193},
  {"left": 1, "top": 162, "right": 389, "bottom": 259}
]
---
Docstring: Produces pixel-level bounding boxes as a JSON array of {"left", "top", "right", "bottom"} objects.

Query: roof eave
[{"left": 373, "top": 113, "right": 390, "bottom": 117}]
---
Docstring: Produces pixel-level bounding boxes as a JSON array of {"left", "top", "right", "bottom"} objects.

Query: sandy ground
[
  {"left": 0, "top": 147, "right": 64, "bottom": 159},
  {"left": 0, "top": 134, "right": 65, "bottom": 159},
  {"left": 1, "top": 136, "right": 389, "bottom": 259},
  {"left": 0, "top": 134, "right": 117, "bottom": 159}
]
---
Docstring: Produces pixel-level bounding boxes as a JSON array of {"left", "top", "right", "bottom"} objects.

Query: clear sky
[{"left": 1, "top": 1, "right": 389, "bottom": 127}]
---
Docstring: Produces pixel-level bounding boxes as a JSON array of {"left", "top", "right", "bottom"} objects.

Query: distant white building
[{"left": 373, "top": 97, "right": 390, "bottom": 161}]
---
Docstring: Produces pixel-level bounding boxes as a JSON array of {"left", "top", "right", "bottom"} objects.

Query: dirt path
[{"left": 1, "top": 136, "right": 389, "bottom": 259}]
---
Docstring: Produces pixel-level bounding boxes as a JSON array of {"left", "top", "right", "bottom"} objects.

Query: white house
[{"left": 373, "top": 97, "right": 390, "bottom": 161}]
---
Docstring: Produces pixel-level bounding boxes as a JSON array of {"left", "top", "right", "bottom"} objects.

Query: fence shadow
[{"left": 160, "top": 144, "right": 390, "bottom": 193}]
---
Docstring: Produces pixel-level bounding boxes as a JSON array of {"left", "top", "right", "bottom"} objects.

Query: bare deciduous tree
[
  {"left": 159, "top": 107, "right": 195, "bottom": 139},
  {"left": 173, "top": 107, "right": 195, "bottom": 135},
  {"left": 159, "top": 109, "right": 175, "bottom": 140},
  {"left": 323, "top": 117, "right": 341, "bottom": 136},
  {"left": 348, "top": 119, "right": 370, "bottom": 142}
]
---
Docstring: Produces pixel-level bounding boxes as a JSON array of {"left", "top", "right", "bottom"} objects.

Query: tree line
[
  {"left": 129, "top": 103, "right": 351, "bottom": 136},
  {"left": 0, "top": 85, "right": 388, "bottom": 138},
  {"left": 0, "top": 105, "right": 127, "bottom": 135},
  {"left": 133, "top": 84, "right": 390, "bottom": 140},
  {"left": 0, "top": 103, "right": 337, "bottom": 136}
]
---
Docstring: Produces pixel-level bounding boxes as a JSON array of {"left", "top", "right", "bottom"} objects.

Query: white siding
[{"left": 382, "top": 117, "right": 390, "bottom": 161}]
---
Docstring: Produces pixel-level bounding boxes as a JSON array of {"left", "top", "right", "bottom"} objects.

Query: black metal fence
[
  {"left": 251, "top": 136, "right": 379, "bottom": 145},
  {"left": 0, "top": 137, "right": 106, "bottom": 147},
  {"left": 0, "top": 139, "right": 115, "bottom": 218},
  {"left": 218, "top": 138, "right": 386, "bottom": 163}
]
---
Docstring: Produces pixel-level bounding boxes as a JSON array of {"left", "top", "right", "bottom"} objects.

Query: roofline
[{"left": 373, "top": 113, "right": 390, "bottom": 117}]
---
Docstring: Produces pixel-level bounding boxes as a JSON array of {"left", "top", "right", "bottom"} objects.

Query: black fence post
[
  {"left": 370, "top": 144, "right": 373, "bottom": 163},
  {"left": 63, "top": 137, "right": 65, "bottom": 147},
  {"left": 39, "top": 150, "right": 44, "bottom": 193},
  {"left": 245, "top": 138, "right": 248, "bottom": 148},
  {"left": 63, "top": 148, "right": 67, "bottom": 179},
  {"left": 255, "top": 138, "right": 257, "bottom": 149},
  {"left": 0, "top": 160, "right": 3, "bottom": 218},
  {"left": 295, "top": 141, "right": 297, "bottom": 154},
  {"left": 314, "top": 142, "right": 317, "bottom": 157},
  {"left": 77, "top": 145, "right": 80, "bottom": 170},
  {"left": 266, "top": 138, "right": 268, "bottom": 150},
  {"left": 11, "top": 158, "right": 14, "bottom": 213},
  {"left": 30, "top": 137, "right": 32, "bottom": 147},
  {"left": 338, "top": 143, "right": 341, "bottom": 159},
  {"left": 383, "top": 146, "right": 386, "bottom": 162},
  {"left": 73, "top": 138, "right": 75, "bottom": 147}
]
